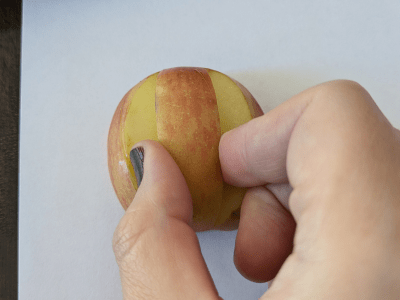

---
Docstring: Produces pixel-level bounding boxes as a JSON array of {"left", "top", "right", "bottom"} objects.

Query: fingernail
[{"left": 130, "top": 147, "right": 144, "bottom": 187}]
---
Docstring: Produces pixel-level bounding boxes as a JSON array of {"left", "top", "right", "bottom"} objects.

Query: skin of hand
[{"left": 112, "top": 80, "right": 400, "bottom": 299}]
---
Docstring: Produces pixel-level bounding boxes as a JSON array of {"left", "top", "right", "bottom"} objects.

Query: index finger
[{"left": 219, "top": 87, "right": 312, "bottom": 187}]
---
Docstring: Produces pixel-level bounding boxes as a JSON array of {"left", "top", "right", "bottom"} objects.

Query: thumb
[{"left": 113, "top": 140, "right": 221, "bottom": 300}]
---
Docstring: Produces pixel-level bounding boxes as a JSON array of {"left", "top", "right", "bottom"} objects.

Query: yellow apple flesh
[{"left": 108, "top": 67, "right": 263, "bottom": 231}]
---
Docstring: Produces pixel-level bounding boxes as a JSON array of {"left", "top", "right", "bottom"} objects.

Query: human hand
[{"left": 113, "top": 80, "right": 400, "bottom": 299}]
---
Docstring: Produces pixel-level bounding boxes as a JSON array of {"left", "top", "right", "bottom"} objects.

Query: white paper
[{"left": 20, "top": 0, "right": 400, "bottom": 299}]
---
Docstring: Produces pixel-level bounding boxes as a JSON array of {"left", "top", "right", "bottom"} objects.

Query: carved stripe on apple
[{"left": 108, "top": 67, "right": 263, "bottom": 231}]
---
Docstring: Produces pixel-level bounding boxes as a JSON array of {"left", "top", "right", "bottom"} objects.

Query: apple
[{"left": 108, "top": 67, "right": 263, "bottom": 231}]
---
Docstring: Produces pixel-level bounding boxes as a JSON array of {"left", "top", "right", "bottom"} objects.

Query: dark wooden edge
[{"left": 0, "top": 0, "right": 22, "bottom": 299}]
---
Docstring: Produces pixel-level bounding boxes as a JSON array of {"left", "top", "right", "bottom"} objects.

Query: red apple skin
[{"left": 156, "top": 67, "right": 223, "bottom": 230}]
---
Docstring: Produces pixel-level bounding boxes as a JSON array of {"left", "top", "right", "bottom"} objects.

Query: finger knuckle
[
  {"left": 315, "top": 79, "right": 371, "bottom": 107},
  {"left": 112, "top": 211, "right": 151, "bottom": 263}
]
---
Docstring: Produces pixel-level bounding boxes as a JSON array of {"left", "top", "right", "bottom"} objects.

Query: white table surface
[{"left": 19, "top": 0, "right": 400, "bottom": 299}]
